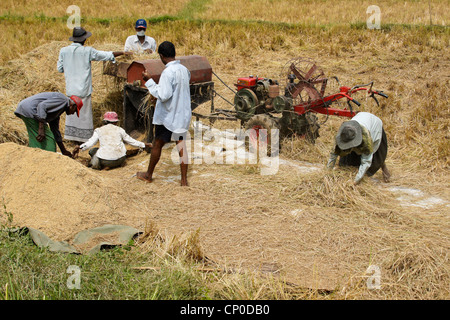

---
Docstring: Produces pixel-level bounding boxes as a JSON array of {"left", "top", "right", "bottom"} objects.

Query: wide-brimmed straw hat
[
  {"left": 69, "top": 27, "right": 92, "bottom": 42},
  {"left": 336, "top": 120, "right": 362, "bottom": 150}
]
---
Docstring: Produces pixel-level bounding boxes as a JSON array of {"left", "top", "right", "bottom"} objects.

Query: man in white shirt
[
  {"left": 124, "top": 19, "right": 157, "bottom": 54},
  {"left": 73, "top": 111, "right": 151, "bottom": 170},
  {"left": 136, "top": 41, "right": 191, "bottom": 186},
  {"left": 57, "top": 27, "right": 132, "bottom": 143},
  {"left": 327, "top": 112, "right": 390, "bottom": 184}
]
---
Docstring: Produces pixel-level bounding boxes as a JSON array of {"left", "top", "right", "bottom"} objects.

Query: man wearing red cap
[
  {"left": 58, "top": 26, "right": 133, "bottom": 143},
  {"left": 72, "top": 111, "right": 152, "bottom": 170},
  {"left": 14, "top": 92, "right": 82, "bottom": 157}
]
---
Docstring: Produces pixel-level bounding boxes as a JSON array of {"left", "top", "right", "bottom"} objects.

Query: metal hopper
[{"left": 120, "top": 55, "right": 214, "bottom": 142}]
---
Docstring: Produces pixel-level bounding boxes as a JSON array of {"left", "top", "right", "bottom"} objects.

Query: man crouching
[{"left": 73, "top": 111, "right": 151, "bottom": 170}]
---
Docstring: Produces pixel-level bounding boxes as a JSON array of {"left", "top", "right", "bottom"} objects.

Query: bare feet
[
  {"left": 180, "top": 180, "right": 188, "bottom": 187},
  {"left": 136, "top": 171, "right": 152, "bottom": 183}
]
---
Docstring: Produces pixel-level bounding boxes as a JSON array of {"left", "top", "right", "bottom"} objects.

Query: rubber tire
[
  {"left": 304, "top": 112, "right": 320, "bottom": 144},
  {"left": 245, "top": 114, "right": 281, "bottom": 157}
]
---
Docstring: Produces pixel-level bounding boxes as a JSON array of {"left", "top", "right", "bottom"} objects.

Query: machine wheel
[
  {"left": 304, "top": 112, "right": 320, "bottom": 144},
  {"left": 280, "top": 111, "right": 320, "bottom": 144},
  {"left": 245, "top": 114, "right": 281, "bottom": 157},
  {"left": 234, "top": 88, "right": 258, "bottom": 121}
]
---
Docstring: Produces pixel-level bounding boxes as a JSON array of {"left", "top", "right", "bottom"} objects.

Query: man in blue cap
[{"left": 124, "top": 19, "right": 157, "bottom": 54}]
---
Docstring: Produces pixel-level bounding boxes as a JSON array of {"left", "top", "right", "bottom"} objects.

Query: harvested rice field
[{"left": 0, "top": 0, "right": 449, "bottom": 300}]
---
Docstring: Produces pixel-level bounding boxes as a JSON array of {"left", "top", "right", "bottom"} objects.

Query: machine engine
[{"left": 233, "top": 76, "right": 291, "bottom": 121}]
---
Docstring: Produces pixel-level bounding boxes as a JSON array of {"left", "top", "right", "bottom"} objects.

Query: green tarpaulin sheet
[{"left": 11, "top": 224, "right": 142, "bottom": 255}]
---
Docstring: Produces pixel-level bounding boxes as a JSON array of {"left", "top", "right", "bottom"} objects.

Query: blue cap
[{"left": 135, "top": 19, "right": 147, "bottom": 29}]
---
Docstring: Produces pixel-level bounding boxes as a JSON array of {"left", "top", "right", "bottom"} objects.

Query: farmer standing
[
  {"left": 72, "top": 111, "right": 152, "bottom": 170},
  {"left": 136, "top": 41, "right": 191, "bottom": 186},
  {"left": 57, "top": 26, "right": 132, "bottom": 143},
  {"left": 14, "top": 92, "right": 83, "bottom": 157},
  {"left": 327, "top": 112, "right": 391, "bottom": 184},
  {"left": 124, "top": 19, "right": 157, "bottom": 54}
]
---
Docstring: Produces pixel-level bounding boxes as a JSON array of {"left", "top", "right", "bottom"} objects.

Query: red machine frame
[{"left": 293, "top": 85, "right": 388, "bottom": 118}]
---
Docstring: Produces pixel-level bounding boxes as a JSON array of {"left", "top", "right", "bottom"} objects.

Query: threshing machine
[{"left": 103, "top": 56, "right": 388, "bottom": 150}]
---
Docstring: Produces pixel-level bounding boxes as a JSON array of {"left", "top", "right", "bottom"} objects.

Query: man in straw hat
[
  {"left": 57, "top": 26, "right": 133, "bottom": 144},
  {"left": 327, "top": 112, "right": 391, "bottom": 185},
  {"left": 72, "top": 111, "right": 152, "bottom": 170},
  {"left": 14, "top": 92, "right": 83, "bottom": 157}
]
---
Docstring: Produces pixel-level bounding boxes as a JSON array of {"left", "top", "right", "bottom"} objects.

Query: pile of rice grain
[{"left": 0, "top": 142, "right": 143, "bottom": 241}]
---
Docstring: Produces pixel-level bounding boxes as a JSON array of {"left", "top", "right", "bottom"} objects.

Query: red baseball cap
[{"left": 69, "top": 95, "right": 83, "bottom": 117}]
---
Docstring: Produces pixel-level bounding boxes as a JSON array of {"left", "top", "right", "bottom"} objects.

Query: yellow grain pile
[{"left": 0, "top": 142, "right": 145, "bottom": 241}]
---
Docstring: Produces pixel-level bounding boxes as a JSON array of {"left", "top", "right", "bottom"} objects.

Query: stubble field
[{"left": 0, "top": 0, "right": 449, "bottom": 300}]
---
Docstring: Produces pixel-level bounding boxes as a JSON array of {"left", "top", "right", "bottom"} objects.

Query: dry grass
[
  {"left": 2, "top": 0, "right": 448, "bottom": 25},
  {"left": 135, "top": 220, "right": 308, "bottom": 300},
  {"left": 0, "top": 1, "right": 449, "bottom": 299},
  {"left": 137, "top": 220, "right": 205, "bottom": 262},
  {"left": 200, "top": 0, "right": 449, "bottom": 26},
  {"left": 0, "top": 0, "right": 187, "bottom": 18},
  {"left": 124, "top": 148, "right": 449, "bottom": 299}
]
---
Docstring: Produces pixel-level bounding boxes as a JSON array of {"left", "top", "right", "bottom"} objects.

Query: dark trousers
[{"left": 89, "top": 148, "right": 126, "bottom": 170}]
